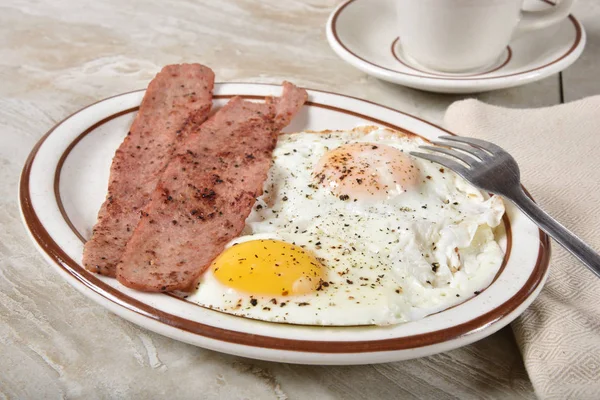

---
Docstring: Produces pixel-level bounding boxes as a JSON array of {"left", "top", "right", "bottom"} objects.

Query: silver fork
[{"left": 411, "top": 135, "right": 600, "bottom": 278}]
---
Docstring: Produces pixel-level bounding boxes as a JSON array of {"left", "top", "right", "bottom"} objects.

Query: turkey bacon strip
[
  {"left": 117, "top": 82, "right": 308, "bottom": 292},
  {"left": 83, "top": 64, "right": 215, "bottom": 277}
]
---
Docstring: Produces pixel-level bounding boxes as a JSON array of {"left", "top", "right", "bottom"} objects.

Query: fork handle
[{"left": 509, "top": 188, "right": 600, "bottom": 278}]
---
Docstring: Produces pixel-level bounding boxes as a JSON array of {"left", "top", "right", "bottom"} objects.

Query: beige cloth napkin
[{"left": 444, "top": 97, "right": 600, "bottom": 399}]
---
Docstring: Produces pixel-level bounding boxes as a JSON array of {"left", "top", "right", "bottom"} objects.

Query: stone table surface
[{"left": 1, "top": 0, "right": 598, "bottom": 398}]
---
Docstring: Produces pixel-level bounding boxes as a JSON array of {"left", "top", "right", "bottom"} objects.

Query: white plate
[
  {"left": 19, "top": 83, "right": 550, "bottom": 364},
  {"left": 326, "top": 0, "right": 585, "bottom": 94}
]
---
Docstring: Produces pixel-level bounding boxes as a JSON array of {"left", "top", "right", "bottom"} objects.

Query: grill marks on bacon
[
  {"left": 83, "top": 64, "right": 215, "bottom": 277},
  {"left": 117, "top": 82, "right": 308, "bottom": 292}
]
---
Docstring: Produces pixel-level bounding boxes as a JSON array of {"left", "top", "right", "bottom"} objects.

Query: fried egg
[{"left": 186, "top": 126, "right": 506, "bottom": 326}]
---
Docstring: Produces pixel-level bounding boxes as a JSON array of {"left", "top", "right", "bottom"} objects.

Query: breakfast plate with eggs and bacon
[{"left": 20, "top": 64, "right": 550, "bottom": 364}]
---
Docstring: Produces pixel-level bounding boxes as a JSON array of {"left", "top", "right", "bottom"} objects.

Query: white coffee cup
[{"left": 396, "top": 0, "right": 575, "bottom": 72}]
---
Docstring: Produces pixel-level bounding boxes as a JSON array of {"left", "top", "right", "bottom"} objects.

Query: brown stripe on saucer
[{"left": 390, "top": 38, "right": 513, "bottom": 78}]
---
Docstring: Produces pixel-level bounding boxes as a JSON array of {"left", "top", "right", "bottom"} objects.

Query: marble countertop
[{"left": 2, "top": 0, "right": 598, "bottom": 398}]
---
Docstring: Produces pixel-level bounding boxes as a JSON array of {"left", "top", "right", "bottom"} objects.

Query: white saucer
[{"left": 326, "top": 0, "right": 586, "bottom": 94}]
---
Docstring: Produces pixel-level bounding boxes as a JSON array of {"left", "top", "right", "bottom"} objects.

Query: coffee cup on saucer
[
  {"left": 326, "top": 0, "right": 585, "bottom": 93},
  {"left": 396, "top": 0, "right": 575, "bottom": 73}
]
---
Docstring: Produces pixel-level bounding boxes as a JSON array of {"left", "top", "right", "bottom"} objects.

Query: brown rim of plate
[
  {"left": 390, "top": 38, "right": 513, "bottom": 78},
  {"left": 52, "top": 97, "right": 511, "bottom": 322},
  {"left": 20, "top": 86, "right": 551, "bottom": 353},
  {"left": 330, "top": 0, "right": 582, "bottom": 81}
]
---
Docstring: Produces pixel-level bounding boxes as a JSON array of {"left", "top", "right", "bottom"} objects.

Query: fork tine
[
  {"left": 431, "top": 140, "right": 489, "bottom": 160},
  {"left": 419, "top": 145, "right": 478, "bottom": 166},
  {"left": 410, "top": 152, "right": 470, "bottom": 175},
  {"left": 439, "top": 135, "right": 505, "bottom": 154}
]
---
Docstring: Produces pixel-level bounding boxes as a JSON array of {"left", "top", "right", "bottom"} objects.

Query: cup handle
[{"left": 516, "top": 0, "right": 575, "bottom": 35}]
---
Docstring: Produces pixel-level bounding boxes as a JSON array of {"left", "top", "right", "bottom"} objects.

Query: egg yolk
[
  {"left": 314, "top": 143, "right": 420, "bottom": 201},
  {"left": 211, "top": 240, "right": 325, "bottom": 296}
]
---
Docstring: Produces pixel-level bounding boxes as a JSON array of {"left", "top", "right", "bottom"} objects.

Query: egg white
[{"left": 186, "top": 127, "right": 506, "bottom": 326}]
